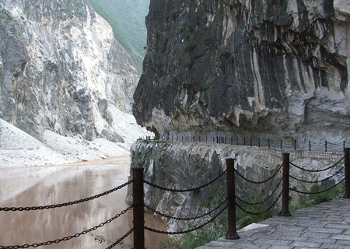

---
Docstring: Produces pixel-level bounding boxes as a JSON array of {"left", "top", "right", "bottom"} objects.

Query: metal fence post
[
  {"left": 309, "top": 140, "right": 311, "bottom": 151},
  {"left": 280, "top": 153, "right": 291, "bottom": 216},
  {"left": 294, "top": 140, "right": 297, "bottom": 150},
  {"left": 268, "top": 139, "right": 271, "bottom": 149},
  {"left": 258, "top": 138, "right": 261, "bottom": 147},
  {"left": 325, "top": 140, "right": 328, "bottom": 152},
  {"left": 344, "top": 148, "right": 350, "bottom": 199},
  {"left": 133, "top": 168, "right": 145, "bottom": 249},
  {"left": 280, "top": 139, "right": 283, "bottom": 150},
  {"left": 226, "top": 159, "right": 240, "bottom": 240}
]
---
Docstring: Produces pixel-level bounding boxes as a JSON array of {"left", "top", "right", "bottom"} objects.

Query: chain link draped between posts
[
  {"left": 290, "top": 178, "right": 345, "bottom": 195},
  {"left": 0, "top": 181, "right": 132, "bottom": 212},
  {"left": 144, "top": 198, "right": 228, "bottom": 221},
  {"left": 144, "top": 204, "right": 228, "bottom": 235},
  {"left": 105, "top": 228, "right": 133, "bottom": 249},
  {"left": 236, "top": 190, "right": 283, "bottom": 216},
  {"left": 290, "top": 166, "right": 345, "bottom": 184},
  {"left": 143, "top": 170, "right": 226, "bottom": 192},
  {"left": 236, "top": 179, "right": 282, "bottom": 206},
  {"left": 289, "top": 156, "right": 345, "bottom": 173},
  {"left": 234, "top": 163, "right": 283, "bottom": 184},
  {"left": 0, "top": 206, "right": 132, "bottom": 249}
]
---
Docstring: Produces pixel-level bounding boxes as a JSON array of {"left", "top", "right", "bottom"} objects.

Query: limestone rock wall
[
  {"left": 133, "top": 0, "right": 350, "bottom": 143},
  {"left": 0, "top": 0, "right": 140, "bottom": 142}
]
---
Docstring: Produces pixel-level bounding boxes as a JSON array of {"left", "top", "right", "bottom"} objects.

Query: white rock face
[{"left": 0, "top": 0, "right": 152, "bottom": 160}]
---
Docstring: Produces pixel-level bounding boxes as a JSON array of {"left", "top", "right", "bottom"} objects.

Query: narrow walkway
[{"left": 197, "top": 199, "right": 350, "bottom": 249}]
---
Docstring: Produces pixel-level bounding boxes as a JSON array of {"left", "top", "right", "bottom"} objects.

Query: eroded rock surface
[
  {"left": 134, "top": 0, "right": 350, "bottom": 143},
  {"left": 0, "top": 0, "right": 140, "bottom": 142}
]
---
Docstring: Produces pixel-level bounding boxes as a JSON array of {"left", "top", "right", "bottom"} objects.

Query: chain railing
[
  {"left": 278, "top": 148, "right": 349, "bottom": 215},
  {"left": 2, "top": 148, "right": 349, "bottom": 248},
  {"left": 0, "top": 181, "right": 132, "bottom": 212},
  {"left": 0, "top": 181, "right": 133, "bottom": 249}
]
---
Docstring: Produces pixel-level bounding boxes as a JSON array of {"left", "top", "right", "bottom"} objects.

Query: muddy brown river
[{"left": 0, "top": 156, "right": 168, "bottom": 249}]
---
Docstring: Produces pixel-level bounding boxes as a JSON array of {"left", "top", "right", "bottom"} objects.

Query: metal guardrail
[{"left": 141, "top": 135, "right": 349, "bottom": 153}]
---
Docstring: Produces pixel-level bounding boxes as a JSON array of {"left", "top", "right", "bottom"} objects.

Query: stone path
[{"left": 196, "top": 199, "right": 350, "bottom": 249}]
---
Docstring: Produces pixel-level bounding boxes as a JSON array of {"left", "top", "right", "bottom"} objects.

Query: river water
[{"left": 0, "top": 156, "right": 168, "bottom": 249}]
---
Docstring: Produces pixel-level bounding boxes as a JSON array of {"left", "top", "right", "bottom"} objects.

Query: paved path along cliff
[{"left": 197, "top": 199, "right": 350, "bottom": 249}]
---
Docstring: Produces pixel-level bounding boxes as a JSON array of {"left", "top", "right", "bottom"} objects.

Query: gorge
[{"left": 130, "top": 0, "right": 350, "bottom": 243}]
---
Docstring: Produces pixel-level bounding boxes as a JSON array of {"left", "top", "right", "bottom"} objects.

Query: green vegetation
[
  {"left": 290, "top": 181, "right": 345, "bottom": 211},
  {"left": 84, "top": 0, "right": 149, "bottom": 70}
]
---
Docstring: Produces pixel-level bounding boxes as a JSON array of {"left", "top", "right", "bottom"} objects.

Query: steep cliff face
[
  {"left": 134, "top": 0, "right": 350, "bottom": 143},
  {"left": 0, "top": 0, "right": 141, "bottom": 143}
]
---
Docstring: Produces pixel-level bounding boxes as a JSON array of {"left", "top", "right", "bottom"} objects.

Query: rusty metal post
[
  {"left": 325, "top": 140, "right": 328, "bottom": 152},
  {"left": 280, "top": 153, "right": 291, "bottom": 216},
  {"left": 344, "top": 148, "right": 350, "bottom": 199},
  {"left": 133, "top": 168, "right": 145, "bottom": 249},
  {"left": 226, "top": 159, "right": 240, "bottom": 240}
]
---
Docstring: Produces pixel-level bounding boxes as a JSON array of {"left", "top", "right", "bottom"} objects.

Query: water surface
[{"left": 0, "top": 156, "right": 168, "bottom": 249}]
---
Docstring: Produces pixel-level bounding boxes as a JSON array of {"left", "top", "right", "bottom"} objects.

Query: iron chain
[
  {"left": 0, "top": 206, "right": 132, "bottom": 249},
  {"left": 104, "top": 228, "right": 133, "bottom": 249},
  {"left": 236, "top": 179, "right": 282, "bottom": 206},
  {"left": 144, "top": 170, "right": 226, "bottom": 192},
  {"left": 290, "top": 178, "right": 345, "bottom": 195},
  {"left": 145, "top": 204, "right": 227, "bottom": 235},
  {"left": 290, "top": 166, "right": 345, "bottom": 184},
  {"left": 144, "top": 198, "right": 228, "bottom": 221},
  {"left": 0, "top": 181, "right": 132, "bottom": 212},
  {"left": 289, "top": 156, "right": 344, "bottom": 173},
  {"left": 236, "top": 190, "right": 282, "bottom": 216},
  {"left": 234, "top": 163, "right": 283, "bottom": 184}
]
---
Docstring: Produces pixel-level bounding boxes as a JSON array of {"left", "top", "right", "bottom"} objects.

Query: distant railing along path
[
  {"left": 141, "top": 135, "right": 348, "bottom": 162},
  {"left": 142, "top": 135, "right": 348, "bottom": 153}
]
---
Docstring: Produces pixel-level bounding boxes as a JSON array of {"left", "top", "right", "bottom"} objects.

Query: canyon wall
[
  {"left": 134, "top": 0, "right": 350, "bottom": 143},
  {"left": 0, "top": 0, "right": 143, "bottom": 144}
]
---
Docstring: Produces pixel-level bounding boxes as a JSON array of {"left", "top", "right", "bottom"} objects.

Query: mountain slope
[
  {"left": 85, "top": 0, "right": 149, "bottom": 69},
  {"left": 0, "top": 0, "right": 151, "bottom": 165}
]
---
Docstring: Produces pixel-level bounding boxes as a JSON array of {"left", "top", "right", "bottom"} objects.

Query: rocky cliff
[
  {"left": 0, "top": 0, "right": 144, "bottom": 144},
  {"left": 134, "top": 0, "right": 350, "bottom": 143}
]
